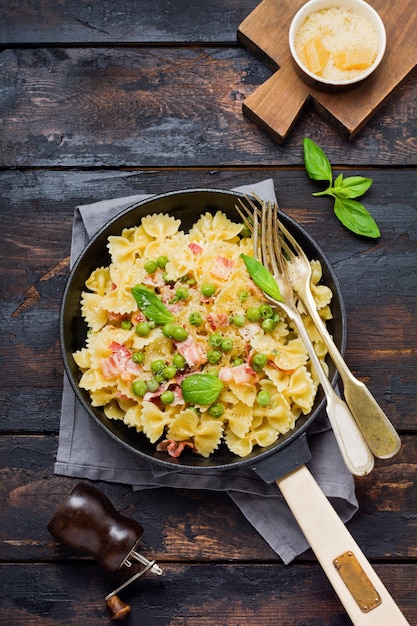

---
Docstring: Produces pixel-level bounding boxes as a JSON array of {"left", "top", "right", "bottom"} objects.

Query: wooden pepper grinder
[{"left": 47, "top": 481, "right": 162, "bottom": 619}]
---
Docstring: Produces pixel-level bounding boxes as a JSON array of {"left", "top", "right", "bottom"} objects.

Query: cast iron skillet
[
  {"left": 60, "top": 188, "right": 346, "bottom": 472},
  {"left": 60, "top": 189, "right": 407, "bottom": 623}
]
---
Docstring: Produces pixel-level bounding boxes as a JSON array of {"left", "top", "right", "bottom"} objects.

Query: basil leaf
[
  {"left": 240, "top": 254, "right": 283, "bottom": 302},
  {"left": 303, "top": 137, "right": 333, "bottom": 183},
  {"left": 334, "top": 197, "right": 381, "bottom": 238},
  {"left": 334, "top": 173, "right": 344, "bottom": 189},
  {"left": 336, "top": 176, "right": 373, "bottom": 199},
  {"left": 132, "top": 285, "right": 175, "bottom": 324},
  {"left": 181, "top": 374, "right": 224, "bottom": 405}
]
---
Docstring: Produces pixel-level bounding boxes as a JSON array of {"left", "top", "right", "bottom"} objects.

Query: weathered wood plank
[
  {"left": 0, "top": 0, "right": 259, "bottom": 44},
  {"left": 0, "top": 48, "right": 416, "bottom": 166},
  {"left": 1, "top": 169, "right": 416, "bottom": 431},
  {"left": 0, "top": 435, "right": 416, "bottom": 562},
  {"left": 0, "top": 562, "right": 415, "bottom": 626}
]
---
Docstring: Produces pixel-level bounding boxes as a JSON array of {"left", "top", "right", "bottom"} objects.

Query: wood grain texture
[
  {"left": 0, "top": 562, "right": 414, "bottom": 626},
  {"left": 0, "top": 0, "right": 259, "bottom": 44},
  {"left": 1, "top": 436, "right": 415, "bottom": 563},
  {"left": 0, "top": 3, "right": 416, "bottom": 624},
  {"left": 238, "top": 0, "right": 417, "bottom": 141},
  {"left": 0, "top": 47, "right": 416, "bottom": 166}
]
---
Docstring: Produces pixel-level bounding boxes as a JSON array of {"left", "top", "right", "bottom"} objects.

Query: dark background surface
[{"left": 0, "top": 1, "right": 416, "bottom": 624}]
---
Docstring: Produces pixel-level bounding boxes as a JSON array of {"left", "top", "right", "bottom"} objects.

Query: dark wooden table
[{"left": 1, "top": 2, "right": 416, "bottom": 624}]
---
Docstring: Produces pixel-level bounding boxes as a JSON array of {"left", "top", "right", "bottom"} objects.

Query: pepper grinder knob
[{"left": 47, "top": 481, "right": 145, "bottom": 572}]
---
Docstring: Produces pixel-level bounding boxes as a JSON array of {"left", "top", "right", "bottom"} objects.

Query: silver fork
[
  {"left": 238, "top": 197, "right": 374, "bottom": 476},
  {"left": 278, "top": 218, "right": 401, "bottom": 459}
]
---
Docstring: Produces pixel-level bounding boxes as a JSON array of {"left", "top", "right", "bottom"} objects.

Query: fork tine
[
  {"left": 278, "top": 218, "right": 309, "bottom": 264},
  {"left": 235, "top": 201, "right": 253, "bottom": 234},
  {"left": 279, "top": 235, "right": 298, "bottom": 264}
]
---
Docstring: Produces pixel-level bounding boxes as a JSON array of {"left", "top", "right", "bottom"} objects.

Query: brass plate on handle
[{"left": 333, "top": 551, "right": 382, "bottom": 613}]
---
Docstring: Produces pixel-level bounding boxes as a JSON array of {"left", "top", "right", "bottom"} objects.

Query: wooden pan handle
[{"left": 276, "top": 465, "right": 409, "bottom": 625}]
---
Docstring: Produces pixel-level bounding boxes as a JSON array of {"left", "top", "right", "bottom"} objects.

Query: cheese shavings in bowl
[{"left": 289, "top": 0, "right": 386, "bottom": 91}]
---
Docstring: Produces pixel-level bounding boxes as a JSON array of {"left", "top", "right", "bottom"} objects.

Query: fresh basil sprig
[
  {"left": 132, "top": 285, "right": 174, "bottom": 324},
  {"left": 303, "top": 137, "right": 380, "bottom": 238},
  {"left": 240, "top": 254, "right": 283, "bottom": 302},
  {"left": 181, "top": 374, "right": 224, "bottom": 405}
]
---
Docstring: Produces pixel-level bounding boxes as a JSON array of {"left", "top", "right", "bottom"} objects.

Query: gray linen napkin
[{"left": 55, "top": 179, "right": 358, "bottom": 565}]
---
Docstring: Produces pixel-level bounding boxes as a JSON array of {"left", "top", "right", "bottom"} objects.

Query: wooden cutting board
[{"left": 237, "top": 0, "right": 417, "bottom": 142}]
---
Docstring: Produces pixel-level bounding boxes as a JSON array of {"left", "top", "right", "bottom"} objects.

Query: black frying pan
[
  {"left": 61, "top": 188, "right": 345, "bottom": 472},
  {"left": 60, "top": 189, "right": 406, "bottom": 624}
]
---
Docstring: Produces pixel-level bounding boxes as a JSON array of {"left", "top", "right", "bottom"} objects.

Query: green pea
[
  {"left": 252, "top": 352, "right": 267, "bottom": 372},
  {"left": 238, "top": 290, "right": 249, "bottom": 302},
  {"left": 172, "top": 354, "right": 186, "bottom": 369},
  {"left": 262, "top": 318, "right": 276, "bottom": 333},
  {"left": 151, "top": 359, "right": 165, "bottom": 374},
  {"left": 208, "top": 403, "right": 224, "bottom": 417},
  {"left": 189, "top": 311, "right": 203, "bottom": 326},
  {"left": 176, "top": 286, "right": 189, "bottom": 300},
  {"left": 156, "top": 255, "right": 169, "bottom": 269},
  {"left": 259, "top": 304, "right": 274, "bottom": 319},
  {"left": 233, "top": 357, "right": 245, "bottom": 366},
  {"left": 163, "top": 365, "right": 177, "bottom": 380},
  {"left": 232, "top": 314, "right": 245, "bottom": 327},
  {"left": 209, "top": 332, "right": 223, "bottom": 347},
  {"left": 155, "top": 372, "right": 166, "bottom": 383},
  {"left": 246, "top": 307, "right": 260, "bottom": 322},
  {"left": 207, "top": 350, "right": 221, "bottom": 364},
  {"left": 207, "top": 368, "right": 219, "bottom": 377},
  {"left": 256, "top": 390, "right": 271, "bottom": 407},
  {"left": 162, "top": 322, "right": 176, "bottom": 338},
  {"left": 171, "top": 326, "right": 188, "bottom": 342},
  {"left": 201, "top": 283, "right": 216, "bottom": 297},
  {"left": 160, "top": 390, "right": 175, "bottom": 404},
  {"left": 220, "top": 337, "right": 233, "bottom": 352},
  {"left": 135, "top": 321, "right": 151, "bottom": 337},
  {"left": 132, "top": 351, "right": 145, "bottom": 364},
  {"left": 144, "top": 259, "right": 158, "bottom": 274},
  {"left": 132, "top": 380, "right": 147, "bottom": 396},
  {"left": 147, "top": 378, "right": 160, "bottom": 392},
  {"left": 121, "top": 319, "right": 132, "bottom": 330}
]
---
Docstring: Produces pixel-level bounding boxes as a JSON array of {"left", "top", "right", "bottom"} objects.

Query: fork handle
[
  {"left": 276, "top": 465, "right": 410, "bottom": 625},
  {"left": 290, "top": 310, "right": 374, "bottom": 476},
  {"left": 301, "top": 287, "right": 401, "bottom": 459},
  {"left": 342, "top": 378, "right": 401, "bottom": 459},
  {"left": 325, "top": 391, "right": 374, "bottom": 476}
]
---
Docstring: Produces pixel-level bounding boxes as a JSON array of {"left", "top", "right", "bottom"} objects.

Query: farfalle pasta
[{"left": 73, "top": 211, "right": 333, "bottom": 458}]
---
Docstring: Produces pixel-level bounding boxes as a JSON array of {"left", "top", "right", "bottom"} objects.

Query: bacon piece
[
  {"left": 131, "top": 310, "right": 147, "bottom": 324},
  {"left": 108, "top": 312, "right": 129, "bottom": 322},
  {"left": 142, "top": 268, "right": 165, "bottom": 287},
  {"left": 101, "top": 342, "right": 141, "bottom": 381},
  {"left": 156, "top": 439, "right": 196, "bottom": 458},
  {"left": 143, "top": 382, "right": 184, "bottom": 405},
  {"left": 188, "top": 242, "right": 203, "bottom": 255},
  {"left": 207, "top": 312, "right": 229, "bottom": 330},
  {"left": 175, "top": 335, "right": 207, "bottom": 368},
  {"left": 218, "top": 363, "right": 258, "bottom": 386},
  {"left": 211, "top": 256, "right": 233, "bottom": 280}
]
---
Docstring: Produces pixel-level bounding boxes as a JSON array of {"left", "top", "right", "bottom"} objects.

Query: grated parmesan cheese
[{"left": 294, "top": 6, "right": 378, "bottom": 81}]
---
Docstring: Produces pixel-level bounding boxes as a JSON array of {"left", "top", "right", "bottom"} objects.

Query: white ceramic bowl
[{"left": 289, "top": 0, "right": 386, "bottom": 91}]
